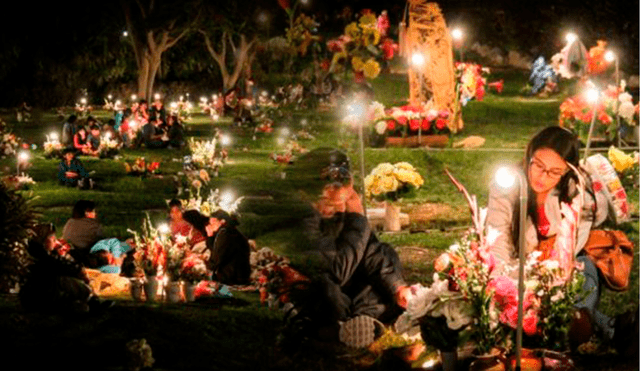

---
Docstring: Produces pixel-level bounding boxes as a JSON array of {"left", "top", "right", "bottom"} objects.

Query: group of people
[
  {"left": 24, "top": 126, "right": 639, "bottom": 358},
  {"left": 20, "top": 197, "right": 253, "bottom": 315}
]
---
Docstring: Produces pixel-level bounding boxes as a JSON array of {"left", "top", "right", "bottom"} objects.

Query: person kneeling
[{"left": 58, "top": 148, "right": 94, "bottom": 190}]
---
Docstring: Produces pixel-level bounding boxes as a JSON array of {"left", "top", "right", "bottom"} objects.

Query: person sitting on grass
[
  {"left": 88, "top": 239, "right": 133, "bottom": 274},
  {"left": 134, "top": 119, "right": 168, "bottom": 149},
  {"left": 58, "top": 148, "right": 93, "bottom": 189},
  {"left": 61, "top": 114, "right": 79, "bottom": 147},
  {"left": 168, "top": 199, "right": 206, "bottom": 247},
  {"left": 63, "top": 200, "right": 104, "bottom": 265},
  {"left": 282, "top": 152, "right": 409, "bottom": 349},
  {"left": 87, "top": 125, "right": 101, "bottom": 153},
  {"left": 166, "top": 114, "right": 185, "bottom": 149},
  {"left": 73, "top": 126, "right": 98, "bottom": 156},
  {"left": 19, "top": 223, "right": 113, "bottom": 314},
  {"left": 183, "top": 209, "right": 251, "bottom": 285}
]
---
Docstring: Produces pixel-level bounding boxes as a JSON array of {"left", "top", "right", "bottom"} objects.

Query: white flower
[
  {"left": 550, "top": 291, "right": 565, "bottom": 302},
  {"left": 369, "top": 101, "right": 386, "bottom": 121},
  {"left": 542, "top": 259, "right": 559, "bottom": 270},
  {"left": 449, "top": 244, "right": 460, "bottom": 252},
  {"left": 618, "top": 101, "right": 635, "bottom": 123},
  {"left": 375, "top": 120, "right": 387, "bottom": 134}
]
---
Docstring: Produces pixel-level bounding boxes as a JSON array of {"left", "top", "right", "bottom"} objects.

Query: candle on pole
[
  {"left": 346, "top": 100, "right": 368, "bottom": 217},
  {"left": 17, "top": 151, "right": 29, "bottom": 175},
  {"left": 495, "top": 167, "right": 527, "bottom": 371},
  {"left": 451, "top": 28, "right": 464, "bottom": 62}
]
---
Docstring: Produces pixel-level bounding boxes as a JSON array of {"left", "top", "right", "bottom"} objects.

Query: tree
[
  {"left": 121, "top": 0, "right": 200, "bottom": 100},
  {"left": 198, "top": 3, "right": 259, "bottom": 93}
]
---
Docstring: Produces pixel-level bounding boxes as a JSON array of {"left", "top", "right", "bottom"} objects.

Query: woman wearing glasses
[{"left": 485, "top": 126, "right": 636, "bottom": 355}]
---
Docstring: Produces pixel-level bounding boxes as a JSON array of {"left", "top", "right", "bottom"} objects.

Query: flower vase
[
  {"left": 166, "top": 280, "right": 183, "bottom": 303},
  {"left": 469, "top": 348, "right": 506, "bottom": 371},
  {"left": 143, "top": 275, "right": 158, "bottom": 303},
  {"left": 183, "top": 281, "right": 197, "bottom": 302},
  {"left": 130, "top": 278, "right": 144, "bottom": 302},
  {"left": 383, "top": 201, "right": 401, "bottom": 232},
  {"left": 440, "top": 350, "right": 457, "bottom": 371},
  {"left": 507, "top": 348, "right": 542, "bottom": 371}
]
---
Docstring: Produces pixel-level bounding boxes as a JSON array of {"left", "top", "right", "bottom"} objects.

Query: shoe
[
  {"left": 568, "top": 308, "right": 594, "bottom": 350},
  {"left": 612, "top": 308, "right": 639, "bottom": 359},
  {"left": 339, "top": 315, "right": 383, "bottom": 348}
]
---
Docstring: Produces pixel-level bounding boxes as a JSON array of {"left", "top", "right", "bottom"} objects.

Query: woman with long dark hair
[{"left": 486, "top": 126, "right": 636, "bottom": 355}]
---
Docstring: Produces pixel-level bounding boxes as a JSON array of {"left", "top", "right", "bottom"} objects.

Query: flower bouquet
[
  {"left": 127, "top": 216, "right": 168, "bottom": 277},
  {"left": 43, "top": 134, "right": 63, "bottom": 159},
  {"left": 188, "top": 137, "right": 226, "bottom": 171},
  {"left": 180, "top": 188, "right": 244, "bottom": 217},
  {"left": 326, "top": 10, "right": 394, "bottom": 83},
  {"left": 180, "top": 254, "right": 209, "bottom": 284},
  {"left": 0, "top": 120, "right": 21, "bottom": 159},
  {"left": 1, "top": 173, "right": 35, "bottom": 191},
  {"left": 456, "top": 62, "right": 489, "bottom": 106},
  {"left": 124, "top": 157, "right": 160, "bottom": 177},
  {"left": 98, "top": 136, "right": 122, "bottom": 158},
  {"left": 364, "top": 162, "right": 424, "bottom": 201},
  {"left": 608, "top": 146, "right": 639, "bottom": 190}
]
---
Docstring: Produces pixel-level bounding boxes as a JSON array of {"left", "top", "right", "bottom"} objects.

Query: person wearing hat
[
  {"left": 58, "top": 147, "right": 93, "bottom": 189},
  {"left": 182, "top": 209, "right": 251, "bottom": 285}
]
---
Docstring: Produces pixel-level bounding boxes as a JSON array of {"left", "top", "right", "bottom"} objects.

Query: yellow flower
[
  {"left": 379, "top": 175, "right": 399, "bottom": 193},
  {"left": 359, "top": 14, "right": 376, "bottom": 26},
  {"left": 374, "top": 163, "right": 395, "bottom": 176},
  {"left": 331, "top": 51, "right": 348, "bottom": 67},
  {"left": 363, "top": 28, "right": 381, "bottom": 47},
  {"left": 201, "top": 202, "right": 211, "bottom": 216},
  {"left": 345, "top": 22, "right": 360, "bottom": 39},
  {"left": 395, "top": 162, "right": 416, "bottom": 172},
  {"left": 363, "top": 59, "right": 381, "bottom": 79},
  {"left": 608, "top": 146, "right": 636, "bottom": 173},
  {"left": 395, "top": 169, "right": 415, "bottom": 184},
  {"left": 351, "top": 56, "right": 365, "bottom": 72}
]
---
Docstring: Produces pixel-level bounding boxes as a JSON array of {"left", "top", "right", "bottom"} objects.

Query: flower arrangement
[
  {"left": 180, "top": 188, "right": 244, "bottom": 217},
  {"left": 528, "top": 57, "right": 558, "bottom": 95},
  {"left": 364, "top": 162, "right": 424, "bottom": 201},
  {"left": 180, "top": 254, "right": 209, "bottom": 283},
  {"left": 43, "top": 134, "right": 64, "bottom": 158},
  {"left": 1, "top": 173, "right": 36, "bottom": 191},
  {"left": 560, "top": 82, "right": 639, "bottom": 141},
  {"left": 98, "top": 136, "right": 121, "bottom": 158},
  {"left": 124, "top": 157, "right": 160, "bottom": 176},
  {"left": 285, "top": 13, "right": 321, "bottom": 56},
  {"left": 169, "top": 97, "right": 192, "bottom": 123},
  {"left": 127, "top": 215, "right": 168, "bottom": 277},
  {"left": 0, "top": 120, "right": 21, "bottom": 159},
  {"left": 326, "top": 10, "right": 395, "bottom": 82},
  {"left": 608, "top": 146, "right": 639, "bottom": 190},
  {"left": 456, "top": 62, "right": 489, "bottom": 106},
  {"left": 164, "top": 241, "right": 186, "bottom": 281},
  {"left": 188, "top": 137, "right": 226, "bottom": 170}
]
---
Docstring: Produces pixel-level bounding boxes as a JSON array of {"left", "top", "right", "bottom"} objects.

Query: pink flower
[
  {"left": 500, "top": 305, "right": 518, "bottom": 328},
  {"left": 397, "top": 116, "right": 408, "bottom": 126},
  {"left": 489, "top": 276, "right": 517, "bottom": 308},
  {"left": 436, "top": 118, "right": 447, "bottom": 130}
]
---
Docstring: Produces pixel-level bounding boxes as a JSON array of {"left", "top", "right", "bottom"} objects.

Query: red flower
[
  {"left": 500, "top": 305, "right": 518, "bottom": 328},
  {"left": 489, "top": 276, "right": 518, "bottom": 308},
  {"left": 598, "top": 111, "right": 612, "bottom": 125},
  {"left": 326, "top": 39, "right": 344, "bottom": 52},
  {"left": 277, "top": 0, "right": 290, "bottom": 10},
  {"left": 380, "top": 37, "right": 397, "bottom": 60},
  {"left": 435, "top": 118, "right": 447, "bottom": 131},
  {"left": 386, "top": 119, "right": 396, "bottom": 131},
  {"left": 409, "top": 119, "right": 420, "bottom": 131},
  {"left": 397, "top": 116, "right": 408, "bottom": 126},
  {"left": 421, "top": 118, "right": 431, "bottom": 131},
  {"left": 523, "top": 309, "right": 539, "bottom": 336},
  {"left": 476, "top": 85, "right": 485, "bottom": 101},
  {"left": 320, "top": 59, "right": 331, "bottom": 71},
  {"left": 488, "top": 79, "right": 504, "bottom": 94},
  {"left": 354, "top": 71, "right": 365, "bottom": 84}
]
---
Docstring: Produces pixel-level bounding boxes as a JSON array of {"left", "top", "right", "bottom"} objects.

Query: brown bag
[{"left": 583, "top": 230, "right": 635, "bottom": 291}]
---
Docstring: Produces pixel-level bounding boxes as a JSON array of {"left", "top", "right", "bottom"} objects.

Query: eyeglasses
[{"left": 529, "top": 157, "right": 567, "bottom": 180}]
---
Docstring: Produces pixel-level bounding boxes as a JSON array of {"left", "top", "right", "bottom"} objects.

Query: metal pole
[
  {"left": 584, "top": 98, "right": 599, "bottom": 159},
  {"left": 515, "top": 172, "right": 528, "bottom": 371},
  {"left": 615, "top": 60, "right": 621, "bottom": 147},
  {"left": 358, "top": 123, "right": 367, "bottom": 218}
]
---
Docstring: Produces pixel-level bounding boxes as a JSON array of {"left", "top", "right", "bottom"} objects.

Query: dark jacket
[
  {"left": 205, "top": 226, "right": 251, "bottom": 285},
  {"left": 307, "top": 211, "right": 406, "bottom": 322},
  {"left": 58, "top": 158, "right": 89, "bottom": 185}
]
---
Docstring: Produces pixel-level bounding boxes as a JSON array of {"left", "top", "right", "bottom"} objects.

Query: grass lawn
[{"left": 0, "top": 70, "right": 637, "bottom": 370}]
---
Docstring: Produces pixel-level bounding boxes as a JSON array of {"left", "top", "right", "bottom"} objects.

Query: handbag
[{"left": 583, "top": 230, "right": 634, "bottom": 291}]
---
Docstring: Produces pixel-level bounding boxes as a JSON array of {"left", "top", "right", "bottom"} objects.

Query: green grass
[{"left": 0, "top": 71, "right": 638, "bottom": 370}]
